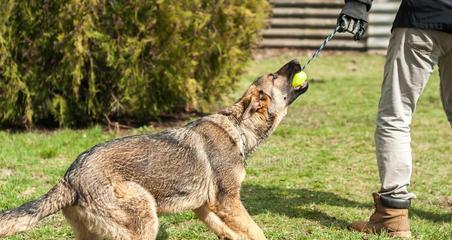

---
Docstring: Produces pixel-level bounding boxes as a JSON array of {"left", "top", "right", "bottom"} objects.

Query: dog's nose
[
  {"left": 290, "top": 59, "right": 300, "bottom": 65},
  {"left": 276, "top": 59, "right": 302, "bottom": 76},
  {"left": 290, "top": 59, "right": 302, "bottom": 72}
]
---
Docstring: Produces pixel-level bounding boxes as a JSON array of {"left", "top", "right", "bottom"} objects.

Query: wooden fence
[{"left": 261, "top": 0, "right": 400, "bottom": 50}]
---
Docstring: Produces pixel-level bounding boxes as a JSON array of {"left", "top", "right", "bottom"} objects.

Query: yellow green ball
[{"left": 292, "top": 71, "right": 307, "bottom": 88}]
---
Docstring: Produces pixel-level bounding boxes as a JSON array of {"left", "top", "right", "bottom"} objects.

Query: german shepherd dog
[{"left": 0, "top": 60, "right": 308, "bottom": 240}]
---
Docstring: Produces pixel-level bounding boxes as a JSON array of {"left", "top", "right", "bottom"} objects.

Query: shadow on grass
[
  {"left": 410, "top": 208, "right": 451, "bottom": 223},
  {"left": 242, "top": 184, "right": 450, "bottom": 228}
]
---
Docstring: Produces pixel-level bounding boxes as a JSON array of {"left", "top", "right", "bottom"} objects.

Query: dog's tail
[{"left": 0, "top": 181, "right": 76, "bottom": 237}]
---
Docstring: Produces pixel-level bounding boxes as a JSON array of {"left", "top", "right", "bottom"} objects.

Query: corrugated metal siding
[
  {"left": 367, "top": 1, "right": 400, "bottom": 49},
  {"left": 261, "top": 0, "right": 400, "bottom": 50}
]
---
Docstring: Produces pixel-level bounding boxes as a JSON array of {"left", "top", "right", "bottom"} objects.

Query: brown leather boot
[{"left": 349, "top": 193, "right": 411, "bottom": 238}]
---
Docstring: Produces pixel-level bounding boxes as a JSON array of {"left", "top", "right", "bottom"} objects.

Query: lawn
[{"left": 0, "top": 52, "right": 451, "bottom": 239}]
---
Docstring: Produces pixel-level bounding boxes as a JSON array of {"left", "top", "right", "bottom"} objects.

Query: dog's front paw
[
  {"left": 248, "top": 229, "right": 267, "bottom": 240},
  {"left": 217, "top": 232, "right": 247, "bottom": 240}
]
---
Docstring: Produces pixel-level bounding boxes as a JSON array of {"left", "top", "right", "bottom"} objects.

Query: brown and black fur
[{"left": 0, "top": 60, "right": 308, "bottom": 240}]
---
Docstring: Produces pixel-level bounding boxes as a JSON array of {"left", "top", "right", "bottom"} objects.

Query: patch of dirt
[
  {"left": 0, "top": 168, "right": 14, "bottom": 179},
  {"left": 2, "top": 110, "right": 205, "bottom": 134},
  {"left": 103, "top": 111, "right": 205, "bottom": 136},
  {"left": 31, "top": 172, "right": 49, "bottom": 181},
  {"left": 21, "top": 187, "right": 37, "bottom": 197},
  {"left": 252, "top": 48, "right": 385, "bottom": 60},
  {"left": 437, "top": 196, "right": 452, "bottom": 210}
]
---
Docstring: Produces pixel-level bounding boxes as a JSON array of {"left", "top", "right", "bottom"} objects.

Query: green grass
[{"left": 1, "top": 53, "right": 451, "bottom": 239}]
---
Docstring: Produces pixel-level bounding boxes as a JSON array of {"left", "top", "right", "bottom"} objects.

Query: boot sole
[{"left": 348, "top": 225, "right": 411, "bottom": 239}]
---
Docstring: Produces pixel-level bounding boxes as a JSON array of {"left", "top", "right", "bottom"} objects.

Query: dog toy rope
[
  {"left": 292, "top": 26, "right": 340, "bottom": 88},
  {"left": 300, "top": 25, "right": 341, "bottom": 71}
]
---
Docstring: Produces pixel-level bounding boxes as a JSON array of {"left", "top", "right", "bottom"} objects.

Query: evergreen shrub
[{"left": 0, "top": 0, "right": 269, "bottom": 127}]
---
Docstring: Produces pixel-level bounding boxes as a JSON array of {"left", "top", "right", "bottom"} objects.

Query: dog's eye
[
  {"left": 259, "top": 90, "right": 272, "bottom": 101},
  {"left": 284, "top": 96, "right": 287, "bottom": 100}
]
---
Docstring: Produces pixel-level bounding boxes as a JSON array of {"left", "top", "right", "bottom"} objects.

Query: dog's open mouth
[
  {"left": 287, "top": 64, "right": 309, "bottom": 95},
  {"left": 290, "top": 78, "right": 309, "bottom": 103},
  {"left": 293, "top": 80, "right": 309, "bottom": 92},
  {"left": 279, "top": 60, "right": 309, "bottom": 91},
  {"left": 276, "top": 59, "right": 309, "bottom": 104},
  {"left": 274, "top": 59, "right": 309, "bottom": 104}
]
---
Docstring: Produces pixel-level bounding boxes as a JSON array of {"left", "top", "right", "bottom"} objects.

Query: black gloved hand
[
  {"left": 337, "top": 1, "right": 370, "bottom": 40},
  {"left": 337, "top": 14, "right": 368, "bottom": 40}
]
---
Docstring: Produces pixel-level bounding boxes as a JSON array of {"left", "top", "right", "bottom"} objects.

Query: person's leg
[
  {"left": 350, "top": 28, "right": 443, "bottom": 238},
  {"left": 438, "top": 41, "right": 452, "bottom": 128},
  {"left": 375, "top": 28, "right": 440, "bottom": 200}
]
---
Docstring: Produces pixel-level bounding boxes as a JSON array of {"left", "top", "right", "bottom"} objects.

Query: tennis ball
[{"left": 292, "top": 71, "right": 307, "bottom": 88}]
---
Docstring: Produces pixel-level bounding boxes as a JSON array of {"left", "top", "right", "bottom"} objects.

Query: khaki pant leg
[
  {"left": 375, "top": 28, "right": 440, "bottom": 200},
  {"left": 439, "top": 46, "right": 452, "bottom": 127}
]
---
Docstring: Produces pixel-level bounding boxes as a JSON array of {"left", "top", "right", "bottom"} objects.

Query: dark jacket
[{"left": 342, "top": 0, "right": 452, "bottom": 34}]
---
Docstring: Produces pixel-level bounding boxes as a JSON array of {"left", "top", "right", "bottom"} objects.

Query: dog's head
[
  {"left": 221, "top": 59, "right": 308, "bottom": 134},
  {"left": 240, "top": 59, "right": 308, "bottom": 119}
]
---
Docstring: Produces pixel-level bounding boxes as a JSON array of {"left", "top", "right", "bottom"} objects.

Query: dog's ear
[
  {"left": 218, "top": 93, "right": 259, "bottom": 118},
  {"left": 242, "top": 94, "right": 260, "bottom": 120},
  {"left": 220, "top": 87, "right": 270, "bottom": 120},
  {"left": 242, "top": 90, "right": 269, "bottom": 120}
]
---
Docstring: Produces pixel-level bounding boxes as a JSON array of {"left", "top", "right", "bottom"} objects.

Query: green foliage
[{"left": 0, "top": 0, "right": 269, "bottom": 127}]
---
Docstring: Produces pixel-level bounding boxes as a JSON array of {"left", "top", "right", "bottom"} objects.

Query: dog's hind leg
[
  {"left": 62, "top": 207, "right": 101, "bottom": 240},
  {"left": 194, "top": 204, "right": 245, "bottom": 240},
  {"left": 63, "top": 181, "right": 159, "bottom": 240},
  {"left": 111, "top": 181, "right": 159, "bottom": 240}
]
